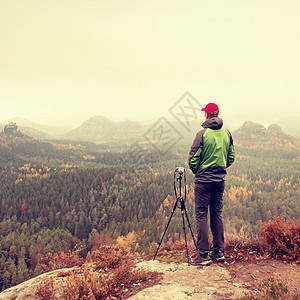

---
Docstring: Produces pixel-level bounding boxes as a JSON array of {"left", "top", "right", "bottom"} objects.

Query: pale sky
[{"left": 0, "top": 0, "right": 299, "bottom": 128}]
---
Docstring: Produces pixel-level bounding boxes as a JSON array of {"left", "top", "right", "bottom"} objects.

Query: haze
[{"left": 0, "top": 0, "right": 299, "bottom": 129}]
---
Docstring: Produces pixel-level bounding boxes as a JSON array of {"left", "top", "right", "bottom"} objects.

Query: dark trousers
[{"left": 194, "top": 181, "right": 225, "bottom": 256}]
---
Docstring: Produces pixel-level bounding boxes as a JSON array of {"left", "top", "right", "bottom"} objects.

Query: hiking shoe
[
  {"left": 191, "top": 255, "right": 212, "bottom": 266},
  {"left": 210, "top": 251, "right": 225, "bottom": 262}
]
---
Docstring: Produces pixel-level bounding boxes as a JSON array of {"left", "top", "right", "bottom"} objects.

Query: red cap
[{"left": 201, "top": 103, "right": 219, "bottom": 115}]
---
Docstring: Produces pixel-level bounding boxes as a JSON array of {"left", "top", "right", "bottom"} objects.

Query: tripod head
[
  {"left": 174, "top": 167, "right": 186, "bottom": 202},
  {"left": 175, "top": 167, "right": 185, "bottom": 175}
]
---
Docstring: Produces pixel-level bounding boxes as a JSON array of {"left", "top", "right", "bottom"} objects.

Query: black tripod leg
[
  {"left": 183, "top": 203, "right": 197, "bottom": 249},
  {"left": 153, "top": 197, "right": 179, "bottom": 260},
  {"left": 180, "top": 202, "right": 190, "bottom": 265}
]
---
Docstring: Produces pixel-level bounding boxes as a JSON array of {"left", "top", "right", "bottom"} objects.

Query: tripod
[{"left": 153, "top": 168, "right": 197, "bottom": 265}]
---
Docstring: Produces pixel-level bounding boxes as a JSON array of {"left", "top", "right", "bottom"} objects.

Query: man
[{"left": 188, "top": 103, "right": 235, "bottom": 266}]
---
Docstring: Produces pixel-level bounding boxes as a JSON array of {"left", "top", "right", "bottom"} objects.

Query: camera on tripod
[
  {"left": 175, "top": 167, "right": 185, "bottom": 174},
  {"left": 153, "top": 166, "right": 196, "bottom": 265}
]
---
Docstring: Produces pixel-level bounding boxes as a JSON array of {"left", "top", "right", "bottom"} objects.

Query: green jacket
[{"left": 188, "top": 117, "right": 235, "bottom": 183}]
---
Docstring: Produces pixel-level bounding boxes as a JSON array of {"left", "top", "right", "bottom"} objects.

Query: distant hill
[
  {"left": 233, "top": 120, "right": 299, "bottom": 150},
  {"left": 274, "top": 116, "right": 300, "bottom": 137},
  {"left": 18, "top": 126, "right": 52, "bottom": 140},
  {"left": 63, "top": 115, "right": 144, "bottom": 143},
  {"left": 0, "top": 120, "right": 57, "bottom": 140},
  {"left": 3, "top": 117, "right": 73, "bottom": 137},
  {"left": 0, "top": 123, "right": 57, "bottom": 163}
]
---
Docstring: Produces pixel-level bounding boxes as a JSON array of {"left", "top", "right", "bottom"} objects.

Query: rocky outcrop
[
  {"left": 233, "top": 120, "right": 298, "bottom": 149},
  {"left": 129, "top": 260, "right": 247, "bottom": 300},
  {"left": 2, "top": 260, "right": 298, "bottom": 300},
  {"left": 4, "top": 122, "right": 18, "bottom": 135}
]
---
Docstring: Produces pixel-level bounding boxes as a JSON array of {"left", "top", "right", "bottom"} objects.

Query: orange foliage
[
  {"left": 39, "top": 250, "right": 85, "bottom": 273},
  {"left": 116, "top": 231, "right": 138, "bottom": 252},
  {"left": 89, "top": 231, "right": 113, "bottom": 251},
  {"left": 260, "top": 215, "right": 300, "bottom": 260},
  {"left": 35, "top": 244, "right": 159, "bottom": 300},
  {"left": 226, "top": 185, "right": 252, "bottom": 202},
  {"left": 35, "top": 277, "right": 55, "bottom": 300}
]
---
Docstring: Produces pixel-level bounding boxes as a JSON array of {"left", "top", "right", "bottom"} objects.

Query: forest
[{"left": 0, "top": 127, "right": 299, "bottom": 291}]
